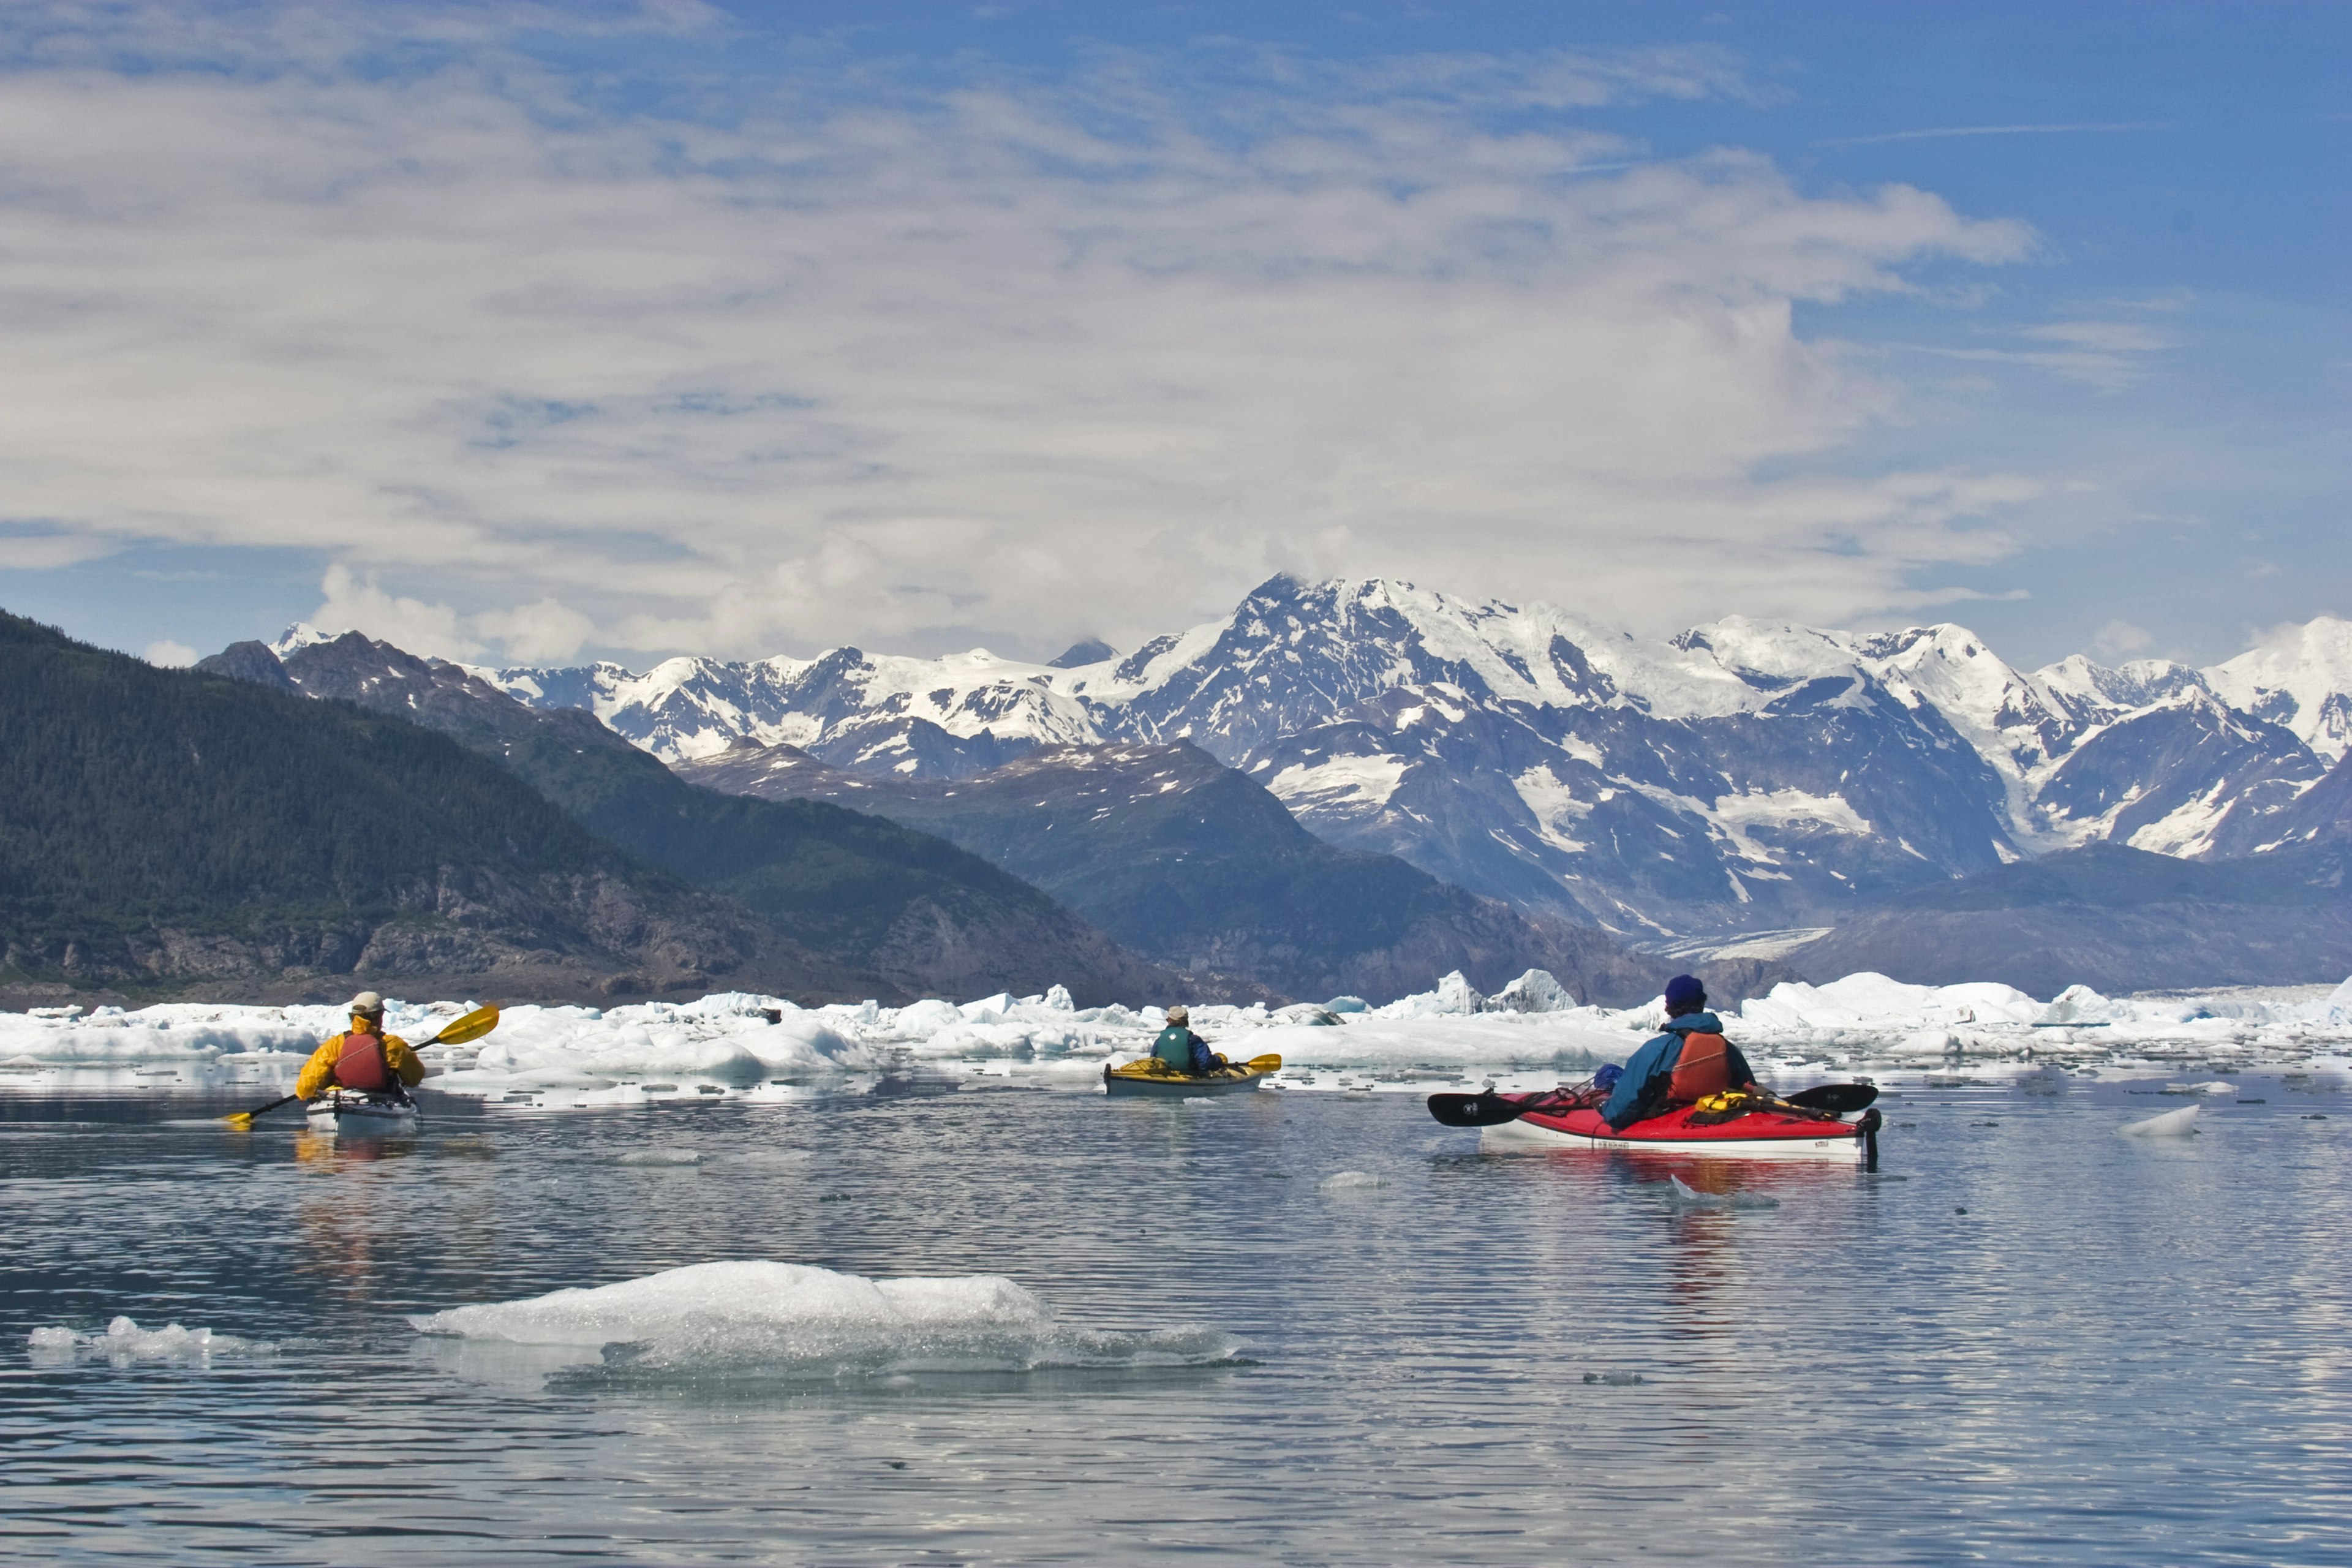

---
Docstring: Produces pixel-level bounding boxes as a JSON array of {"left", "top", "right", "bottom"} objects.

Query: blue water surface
[{"left": 1, "top": 1074, "right": 2345, "bottom": 1564}]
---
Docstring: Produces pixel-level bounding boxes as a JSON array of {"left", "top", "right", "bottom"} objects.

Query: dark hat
[{"left": 1662, "top": 974, "right": 1707, "bottom": 1014}]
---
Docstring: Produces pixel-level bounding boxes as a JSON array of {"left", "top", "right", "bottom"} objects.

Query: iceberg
[
  {"left": 2120, "top": 1105, "right": 2201, "bottom": 1137},
  {"left": 409, "top": 1260, "right": 1233, "bottom": 1378}
]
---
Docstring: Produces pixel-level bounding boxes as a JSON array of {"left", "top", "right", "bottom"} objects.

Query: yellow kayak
[{"left": 1102, "top": 1052, "right": 1282, "bottom": 1096}]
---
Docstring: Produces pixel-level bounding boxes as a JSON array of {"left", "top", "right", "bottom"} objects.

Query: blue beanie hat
[{"left": 1663, "top": 974, "right": 1706, "bottom": 1014}]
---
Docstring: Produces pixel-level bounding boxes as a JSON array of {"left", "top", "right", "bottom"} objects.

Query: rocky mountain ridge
[
  {"left": 288, "top": 579, "right": 2350, "bottom": 938},
  {"left": 678, "top": 736, "right": 1691, "bottom": 1006}
]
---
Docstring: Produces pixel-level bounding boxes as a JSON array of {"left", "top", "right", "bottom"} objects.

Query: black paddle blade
[
  {"left": 1787, "top": 1083, "right": 1878, "bottom": 1114},
  {"left": 1427, "top": 1092, "right": 1526, "bottom": 1128}
]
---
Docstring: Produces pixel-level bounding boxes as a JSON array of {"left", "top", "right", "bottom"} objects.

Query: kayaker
[
  {"left": 295, "top": 992, "right": 425, "bottom": 1103},
  {"left": 1599, "top": 975, "right": 1757, "bottom": 1130},
  {"left": 1151, "top": 1005, "right": 1226, "bottom": 1077}
]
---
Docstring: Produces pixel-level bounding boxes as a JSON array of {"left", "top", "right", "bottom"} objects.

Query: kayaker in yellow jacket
[{"left": 295, "top": 992, "right": 426, "bottom": 1101}]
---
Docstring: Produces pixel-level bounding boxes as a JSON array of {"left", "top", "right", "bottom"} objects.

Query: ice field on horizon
[{"left": 3, "top": 968, "right": 2348, "bottom": 1106}]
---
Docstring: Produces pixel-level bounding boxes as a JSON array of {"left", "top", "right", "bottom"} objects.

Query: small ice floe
[
  {"left": 723, "top": 1148, "right": 812, "bottom": 1168},
  {"left": 2120, "top": 1104, "right": 2201, "bottom": 1137},
  {"left": 1182, "top": 1096, "right": 1215, "bottom": 1106},
  {"left": 1664, "top": 1175, "right": 1779, "bottom": 1210},
  {"left": 2162, "top": 1082, "right": 2236, "bottom": 1096},
  {"left": 609, "top": 1148, "right": 702, "bottom": 1167},
  {"left": 27, "top": 1316, "right": 268, "bottom": 1364},
  {"left": 1583, "top": 1370, "right": 1644, "bottom": 1385},
  {"left": 408, "top": 1260, "right": 1233, "bottom": 1381},
  {"left": 1317, "top": 1170, "right": 1387, "bottom": 1191}
]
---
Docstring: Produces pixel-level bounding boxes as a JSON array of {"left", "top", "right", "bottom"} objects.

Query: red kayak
[{"left": 1482, "top": 1096, "right": 1880, "bottom": 1166}]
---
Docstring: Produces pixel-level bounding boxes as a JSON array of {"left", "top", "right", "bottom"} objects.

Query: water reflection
[{"left": 1, "top": 1078, "right": 2345, "bottom": 1565}]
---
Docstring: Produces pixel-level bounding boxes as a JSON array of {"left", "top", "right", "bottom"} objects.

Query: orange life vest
[
  {"left": 333, "top": 1029, "right": 393, "bottom": 1092},
  {"left": 1664, "top": 1031, "right": 1732, "bottom": 1104}
]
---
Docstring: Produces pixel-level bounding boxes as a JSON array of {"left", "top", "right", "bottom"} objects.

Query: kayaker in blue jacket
[
  {"left": 1600, "top": 975, "right": 1758, "bottom": 1130},
  {"left": 1151, "top": 1006, "right": 1226, "bottom": 1076}
]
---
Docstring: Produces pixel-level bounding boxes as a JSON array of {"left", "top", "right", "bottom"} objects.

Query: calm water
[{"left": 2, "top": 1073, "right": 2346, "bottom": 1565}]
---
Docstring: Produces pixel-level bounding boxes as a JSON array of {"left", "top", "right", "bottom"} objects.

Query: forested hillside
[
  {"left": 202, "top": 633, "right": 1212, "bottom": 1005},
  {"left": 0, "top": 611, "right": 880, "bottom": 1006}
]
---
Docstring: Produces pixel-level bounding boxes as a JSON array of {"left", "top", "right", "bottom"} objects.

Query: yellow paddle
[{"left": 224, "top": 1004, "right": 501, "bottom": 1128}]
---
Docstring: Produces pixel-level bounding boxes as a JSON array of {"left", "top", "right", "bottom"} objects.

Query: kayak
[
  {"left": 306, "top": 1091, "right": 421, "bottom": 1134},
  {"left": 1482, "top": 1098, "right": 1879, "bottom": 1165},
  {"left": 1104, "top": 1053, "right": 1281, "bottom": 1096}
]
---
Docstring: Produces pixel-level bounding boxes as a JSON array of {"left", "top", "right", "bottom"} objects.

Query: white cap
[
  {"left": 1166, "top": 1005, "right": 1189, "bottom": 1023},
  {"left": 347, "top": 990, "right": 384, "bottom": 1016}
]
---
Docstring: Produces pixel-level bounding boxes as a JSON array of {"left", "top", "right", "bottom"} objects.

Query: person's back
[
  {"left": 1599, "top": 976, "right": 1756, "bottom": 1129},
  {"left": 296, "top": 992, "right": 426, "bottom": 1102},
  {"left": 1150, "top": 1005, "right": 1220, "bottom": 1076}
]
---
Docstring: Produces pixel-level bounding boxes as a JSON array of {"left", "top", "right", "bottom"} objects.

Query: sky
[{"left": 0, "top": 0, "right": 2342, "bottom": 674}]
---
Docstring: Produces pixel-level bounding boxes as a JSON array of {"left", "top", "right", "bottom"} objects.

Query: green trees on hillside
[{"left": 0, "top": 611, "right": 639, "bottom": 972}]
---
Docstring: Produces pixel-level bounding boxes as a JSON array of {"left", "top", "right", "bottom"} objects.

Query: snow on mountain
[
  {"left": 451, "top": 575, "right": 2348, "bottom": 935},
  {"left": 267, "top": 622, "right": 338, "bottom": 658},
  {"left": 2205, "top": 615, "right": 2352, "bottom": 763},
  {"left": 473, "top": 646, "right": 1100, "bottom": 777}
]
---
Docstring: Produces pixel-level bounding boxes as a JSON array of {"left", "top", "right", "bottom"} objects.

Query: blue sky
[{"left": 0, "top": 0, "right": 2342, "bottom": 672}]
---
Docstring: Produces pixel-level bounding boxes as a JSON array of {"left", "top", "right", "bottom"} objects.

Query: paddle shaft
[{"left": 228, "top": 1094, "right": 303, "bottom": 1126}]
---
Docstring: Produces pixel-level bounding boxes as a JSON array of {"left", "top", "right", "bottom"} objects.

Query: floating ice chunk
[
  {"left": 1665, "top": 1175, "right": 1779, "bottom": 1210},
  {"left": 610, "top": 1148, "right": 702, "bottom": 1167},
  {"left": 27, "top": 1315, "right": 267, "bottom": 1363},
  {"left": 2164, "top": 1081, "right": 2236, "bottom": 1096},
  {"left": 2121, "top": 1105, "right": 2201, "bottom": 1137},
  {"left": 2039, "top": 984, "right": 2117, "bottom": 1026},
  {"left": 409, "top": 1261, "right": 1232, "bottom": 1379},
  {"left": 1375, "top": 970, "right": 1485, "bottom": 1019},
  {"left": 884, "top": 998, "right": 963, "bottom": 1038},
  {"left": 1317, "top": 1170, "right": 1387, "bottom": 1190},
  {"left": 1324, "top": 996, "right": 1369, "bottom": 1014},
  {"left": 1485, "top": 969, "right": 1575, "bottom": 1014},
  {"left": 959, "top": 992, "right": 1018, "bottom": 1023}
]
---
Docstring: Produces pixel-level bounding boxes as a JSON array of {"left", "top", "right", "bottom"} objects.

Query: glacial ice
[
  {"left": 3, "top": 968, "right": 2346, "bottom": 1098},
  {"left": 26, "top": 1316, "right": 268, "bottom": 1363},
  {"left": 408, "top": 1260, "right": 1233, "bottom": 1378},
  {"left": 2120, "top": 1105, "right": 2202, "bottom": 1137}
]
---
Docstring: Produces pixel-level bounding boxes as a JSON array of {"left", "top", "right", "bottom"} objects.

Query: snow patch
[{"left": 1268, "top": 753, "right": 1408, "bottom": 813}]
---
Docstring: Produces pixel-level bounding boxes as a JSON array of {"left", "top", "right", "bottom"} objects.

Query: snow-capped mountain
[
  {"left": 2206, "top": 615, "right": 2352, "bottom": 763},
  {"left": 453, "top": 577, "right": 2352, "bottom": 937}
]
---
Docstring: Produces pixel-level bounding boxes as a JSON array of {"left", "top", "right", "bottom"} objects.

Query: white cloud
[
  {"left": 0, "top": 5, "right": 2046, "bottom": 661},
  {"left": 310, "top": 564, "right": 481, "bottom": 661},
  {"left": 1820, "top": 122, "right": 2168, "bottom": 147},
  {"left": 0, "top": 531, "right": 121, "bottom": 570},
  {"left": 143, "top": 638, "right": 197, "bottom": 666},
  {"left": 1907, "top": 317, "right": 2176, "bottom": 392},
  {"left": 2092, "top": 619, "right": 2152, "bottom": 658},
  {"left": 472, "top": 596, "right": 595, "bottom": 663}
]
